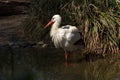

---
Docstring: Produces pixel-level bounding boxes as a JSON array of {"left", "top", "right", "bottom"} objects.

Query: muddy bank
[
  {"left": 0, "top": 14, "right": 52, "bottom": 49},
  {"left": 0, "top": 15, "right": 26, "bottom": 43}
]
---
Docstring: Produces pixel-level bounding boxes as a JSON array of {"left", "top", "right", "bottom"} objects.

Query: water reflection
[{"left": 0, "top": 47, "right": 120, "bottom": 80}]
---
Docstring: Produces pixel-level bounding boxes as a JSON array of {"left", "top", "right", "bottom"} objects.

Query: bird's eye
[{"left": 52, "top": 18, "right": 55, "bottom": 20}]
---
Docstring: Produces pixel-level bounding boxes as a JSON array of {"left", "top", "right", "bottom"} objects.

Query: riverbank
[{"left": 0, "top": 14, "right": 51, "bottom": 49}]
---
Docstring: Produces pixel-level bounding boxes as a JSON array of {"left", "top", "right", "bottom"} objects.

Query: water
[{"left": 0, "top": 47, "right": 120, "bottom": 80}]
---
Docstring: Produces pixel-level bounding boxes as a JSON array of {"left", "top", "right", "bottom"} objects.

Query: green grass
[{"left": 23, "top": 0, "right": 120, "bottom": 55}]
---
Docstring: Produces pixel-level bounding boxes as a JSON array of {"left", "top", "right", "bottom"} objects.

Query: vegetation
[{"left": 23, "top": 0, "right": 120, "bottom": 55}]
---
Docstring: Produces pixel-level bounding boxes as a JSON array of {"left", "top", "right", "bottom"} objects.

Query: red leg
[
  {"left": 65, "top": 52, "right": 68, "bottom": 61},
  {"left": 64, "top": 51, "right": 69, "bottom": 67},
  {"left": 65, "top": 53, "right": 68, "bottom": 61}
]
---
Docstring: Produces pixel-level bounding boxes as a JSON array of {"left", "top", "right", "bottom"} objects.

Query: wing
[
  {"left": 65, "top": 25, "right": 82, "bottom": 44},
  {"left": 52, "top": 25, "right": 82, "bottom": 48},
  {"left": 66, "top": 32, "right": 81, "bottom": 44},
  {"left": 61, "top": 25, "right": 79, "bottom": 32}
]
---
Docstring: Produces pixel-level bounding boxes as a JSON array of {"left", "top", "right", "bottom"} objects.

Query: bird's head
[{"left": 44, "top": 14, "right": 61, "bottom": 28}]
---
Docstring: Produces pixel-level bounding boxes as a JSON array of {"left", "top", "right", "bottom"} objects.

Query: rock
[
  {"left": 1, "top": 43, "right": 9, "bottom": 48},
  {"left": 0, "top": 41, "right": 52, "bottom": 49},
  {"left": 8, "top": 42, "right": 14, "bottom": 46},
  {"left": 15, "top": 42, "right": 36, "bottom": 48},
  {"left": 37, "top": 41, "right": 44, "bottom": 45},
  {"left": 32, "top": 41, "right": 44, "bottom": 48},
  {"left": 42, "top": 44, "right": 49, "bottom": 48}
]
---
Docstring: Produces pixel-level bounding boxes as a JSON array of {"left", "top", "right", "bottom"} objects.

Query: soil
[
  {"left": 0, "top": 0, "right": 29, "bottom": 2},
  {"left": 0, "top": 14, "right": 50, "bottom": 48},
  {"left": 0, "top": 0, "right": 30, "bottom": 45},
  {"left": 0, "top": 14, "right": 27, "bottom": 44}
]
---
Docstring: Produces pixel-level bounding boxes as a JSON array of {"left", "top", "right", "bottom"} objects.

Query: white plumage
[{"left": 44, "top": 14, "right": 83, "bottom": 61}]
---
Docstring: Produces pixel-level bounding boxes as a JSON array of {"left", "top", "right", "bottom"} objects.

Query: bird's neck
[{"left": 50, "top": 22, "right": 60, "bottom": 37}]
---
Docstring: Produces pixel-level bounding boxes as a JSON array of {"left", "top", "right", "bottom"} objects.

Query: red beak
[{"left": 44, "top": 20, "right": 54, "bottom": 28}]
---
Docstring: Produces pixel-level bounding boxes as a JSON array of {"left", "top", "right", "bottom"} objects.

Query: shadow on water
[{"left": 0, "top": 47, "right": 120, "bottom": 80}]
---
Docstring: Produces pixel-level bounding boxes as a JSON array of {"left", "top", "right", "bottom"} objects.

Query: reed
[{"left": 23, "top": 0, "right": 120, "bottom": 55}]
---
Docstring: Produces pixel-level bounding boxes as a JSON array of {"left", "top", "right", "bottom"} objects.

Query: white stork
[{"left": 44, "top": 14, "right": 84, "bottom": 61}]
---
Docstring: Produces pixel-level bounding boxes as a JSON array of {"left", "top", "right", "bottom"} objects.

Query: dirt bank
[
  {"left": 0, "top": 15, "right": 27, "bottom": 44},
  {"left": 0, "top": 14, "right": 51, "bottom": 49}
]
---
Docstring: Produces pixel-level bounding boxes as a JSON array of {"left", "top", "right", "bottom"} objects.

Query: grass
[{"left": 23, "top": 0, "right": 120, "bottom": 55}]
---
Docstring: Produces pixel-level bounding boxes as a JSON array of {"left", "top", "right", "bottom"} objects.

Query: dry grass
[{"left": 23, "top": 0, "right": 120, "bottom": 55}]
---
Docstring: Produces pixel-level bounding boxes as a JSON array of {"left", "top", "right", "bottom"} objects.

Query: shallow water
[{"left": 0, "top": 47, "right": 120, "bottom": 80}]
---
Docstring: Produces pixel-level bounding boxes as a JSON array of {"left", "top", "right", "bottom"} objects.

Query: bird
[{"left": 44, "top": 14, "right": 84, "bottom": 61}]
